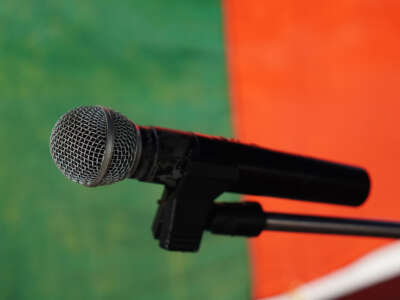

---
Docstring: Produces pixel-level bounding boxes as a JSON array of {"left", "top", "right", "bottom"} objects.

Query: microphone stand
[
  {"left": 151, "top": 147, "right": 400, "bottom": 252},
  {"left": 206, "top": 202, "right": 400, "bottom": 239}
]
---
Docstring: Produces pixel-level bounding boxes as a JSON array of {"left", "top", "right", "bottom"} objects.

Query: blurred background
[{"left": 0, "top": 0, "right": 250, "bottom": 299}]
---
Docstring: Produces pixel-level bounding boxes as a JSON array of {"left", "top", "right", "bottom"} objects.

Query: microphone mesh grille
[
  {"left": 100, "top": 109, "right": 138, "bottom": 185},
  {"left": 49, "top": 106, "right": 139, "bottom": 186}
]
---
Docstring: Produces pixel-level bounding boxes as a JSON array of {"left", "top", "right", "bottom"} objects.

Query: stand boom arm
[{"left": 206, "top": 202, "right": 400, "bottom": 239}]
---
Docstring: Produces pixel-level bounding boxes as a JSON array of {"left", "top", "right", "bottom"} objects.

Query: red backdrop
[{"left": 223, "top": 0, "right": 400, "bottom": 298}]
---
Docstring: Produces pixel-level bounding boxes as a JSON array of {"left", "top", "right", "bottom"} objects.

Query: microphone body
[
  {"left": 133, "top": 126, "right": 369, "bottom": 206},
  {"left": 50, "top": 106, "right": 370, "bottom": 206}
]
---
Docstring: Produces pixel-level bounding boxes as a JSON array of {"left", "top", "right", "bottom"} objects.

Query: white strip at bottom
[{"left": 261, "top": 241, "right": 400, "bottom": 300}]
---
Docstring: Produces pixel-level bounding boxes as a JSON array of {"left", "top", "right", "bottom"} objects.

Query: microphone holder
[
  {"left": 152, "top": 159, "right": 238, "bottom": 251},
  {"left": 151, "top": 149, "right": 400, "bottom": 252}
]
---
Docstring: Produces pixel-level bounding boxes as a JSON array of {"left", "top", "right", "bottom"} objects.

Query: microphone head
[{"left": 49, "top": 106, "right": 141, "bottom": 187}]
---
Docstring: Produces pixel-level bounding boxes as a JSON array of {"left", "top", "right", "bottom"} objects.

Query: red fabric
[
  {"left": 339, "top": 276, "right": 400, "bottom": 300},
  {"left": 223, "top": 0, "right": 400, "bottom": 298}
]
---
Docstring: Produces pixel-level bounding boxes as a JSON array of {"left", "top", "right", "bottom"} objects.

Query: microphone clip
[{"left": 152, "top": 153, "right": 240, "bottom": 252}]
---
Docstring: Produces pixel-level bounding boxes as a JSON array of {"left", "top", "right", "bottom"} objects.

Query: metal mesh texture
[
  {"left": 50, "top": 106, "right": 139, "bottom": 187},
  {"left": 99, "top": 108, "right": 138, "bottom": 186}
]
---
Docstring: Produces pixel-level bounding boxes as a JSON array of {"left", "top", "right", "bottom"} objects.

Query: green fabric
[{"left": 0, "top": 0, "right": 250, "bottom": 299}]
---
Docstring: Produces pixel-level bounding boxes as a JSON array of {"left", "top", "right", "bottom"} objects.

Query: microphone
[{"left": 50, "top": 106, "right": 370, "bottom": 206}]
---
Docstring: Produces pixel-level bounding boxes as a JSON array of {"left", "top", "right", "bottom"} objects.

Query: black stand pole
[{"left": 206, "top": 202, "right": 400, "bottom": 239}]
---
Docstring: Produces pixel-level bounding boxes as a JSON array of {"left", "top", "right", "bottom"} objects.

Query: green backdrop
[{"left": 0, "top": 0, "right": 250, "bottom": 299}]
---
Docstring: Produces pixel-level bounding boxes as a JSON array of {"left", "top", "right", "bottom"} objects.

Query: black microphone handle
[{"left": 132, "top": 126, "right": 370, "bottom": 206}]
